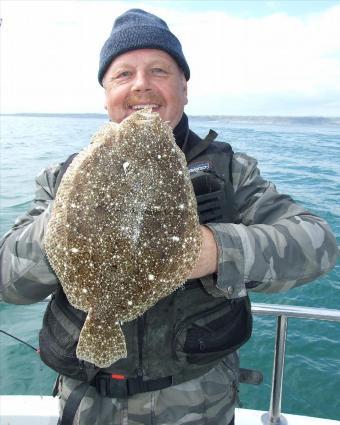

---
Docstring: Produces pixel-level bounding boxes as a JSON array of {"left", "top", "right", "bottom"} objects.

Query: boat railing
[
  {"left": 27, "top": 299, "right": 340, "bottom": 423},
  {"left": 251, "top": 303, "right": 340, "bottom": 425}
]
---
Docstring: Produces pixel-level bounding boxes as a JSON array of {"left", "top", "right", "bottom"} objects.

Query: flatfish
[{"left": 44, "top": 109, "right": 202, "bottom": 368}]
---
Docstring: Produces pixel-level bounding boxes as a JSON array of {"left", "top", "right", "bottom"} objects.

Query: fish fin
[{"left": 76, "top": 310, "right": 127, "bottom": 368}]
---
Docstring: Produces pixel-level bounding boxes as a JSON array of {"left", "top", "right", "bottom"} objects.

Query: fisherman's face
[{"left": 102, "top": 49, "right": 188, "bottom": 129}]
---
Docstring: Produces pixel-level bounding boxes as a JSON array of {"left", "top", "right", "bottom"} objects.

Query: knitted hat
[{"left": 98, "top": 9, "right": 190, "bottom": 85}]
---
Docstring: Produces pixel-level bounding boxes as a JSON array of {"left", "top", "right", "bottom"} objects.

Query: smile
[{"left": 129, "top": 104, "right": 160, "bottom": 110}]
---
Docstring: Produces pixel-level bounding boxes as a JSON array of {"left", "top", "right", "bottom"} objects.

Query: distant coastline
[
  {"left": 0, "top": 113, "right": 108, "bottom": 119},
  {"left": 1, "top": 113, "right": 339, "bottom": 126}
]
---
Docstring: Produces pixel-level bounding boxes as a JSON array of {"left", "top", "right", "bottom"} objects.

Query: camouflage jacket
[{"left": 0, "top": 151, "right": 337, "bottom": 304}]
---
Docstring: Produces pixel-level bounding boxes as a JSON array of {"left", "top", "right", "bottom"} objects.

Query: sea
[{"left": 0, "top": 114, "right": 339, "bottom": 421}]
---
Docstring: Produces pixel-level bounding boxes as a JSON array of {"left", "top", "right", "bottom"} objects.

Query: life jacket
[{"left": 39, "top": 129, "right": 252, "bottom": 387}]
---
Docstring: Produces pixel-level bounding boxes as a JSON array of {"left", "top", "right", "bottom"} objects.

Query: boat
[{"left": 1, "top": 302, "right": 340, "bottom": 424}]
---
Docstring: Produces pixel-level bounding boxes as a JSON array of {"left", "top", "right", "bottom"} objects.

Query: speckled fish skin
[{"left": 44, "top": 109, "right": 202, "bottom": 368}]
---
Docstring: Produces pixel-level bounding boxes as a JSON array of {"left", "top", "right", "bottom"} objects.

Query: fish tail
[{"left": 76, "top": 310, "right": 127, "bottom": 368}]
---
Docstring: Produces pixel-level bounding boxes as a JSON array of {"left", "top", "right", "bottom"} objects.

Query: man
[{"left": 0, "top": 8, "right": 337, "bottom": 425}]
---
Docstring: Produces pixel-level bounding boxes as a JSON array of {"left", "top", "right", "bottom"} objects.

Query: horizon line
[{"left": 1, "top": 113, "right": 339, "bottom": 119}]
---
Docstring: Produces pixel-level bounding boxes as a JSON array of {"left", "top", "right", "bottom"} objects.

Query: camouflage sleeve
[
  {"left": 0, "top": 164, "right": 62, "bottom": 304},
  {"left": 203, "top": 152, "right": 338, "bottom": 298}
]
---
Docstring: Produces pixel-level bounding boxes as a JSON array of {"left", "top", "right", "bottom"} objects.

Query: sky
[{"left": 1, "top": 0, "right": 340, "bottom": 116}]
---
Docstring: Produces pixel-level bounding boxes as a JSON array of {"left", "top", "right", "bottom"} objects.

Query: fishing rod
[{"left": 0, "top": 329, "right": 39, "bottom": 353}]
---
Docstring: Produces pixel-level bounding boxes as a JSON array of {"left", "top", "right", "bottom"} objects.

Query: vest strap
[
  {"left": 58, "top": 381, "right": 90, "bottom": 425},
  {"left": 90, "top": 372, "right": 173, "bottom": 398},
  {"left": 185, "top": 130, "right": 218, "bottom": 162},
  {"left": 55, "top": 152, "right": 78, "bottom": 192},
  {"left": 239, "top": 368, "right": 263, "bottom": 385}
]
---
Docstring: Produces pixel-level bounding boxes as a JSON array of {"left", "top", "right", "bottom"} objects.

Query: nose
[{"left": 131, "top": 70, "right": 151, "bottom": 92}]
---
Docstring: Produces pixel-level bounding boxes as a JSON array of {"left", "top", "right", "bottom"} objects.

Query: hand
[{"left": 188, "top": 225, "right": 218, "bottom": 279}]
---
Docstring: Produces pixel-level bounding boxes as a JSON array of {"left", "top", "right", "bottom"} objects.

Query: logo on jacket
[{"left": 188, "top": 161, "right": 211, "bottom": 174}]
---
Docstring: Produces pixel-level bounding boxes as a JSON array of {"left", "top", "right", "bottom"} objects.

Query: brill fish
[{"left": 44, "top": 109, "right": 202, "bottom": 368}]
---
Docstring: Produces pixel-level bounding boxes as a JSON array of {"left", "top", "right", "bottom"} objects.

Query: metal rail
[
  {"left": 32, "top": 299, "right": 340, "bottom": 423},
  {"left": 251, "top": 303, "right": 340, "bottom": 425}
]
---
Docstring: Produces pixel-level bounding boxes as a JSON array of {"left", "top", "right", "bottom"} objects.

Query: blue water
[{"left": 0, "top": 114, "right": 339, "bottom": 420}]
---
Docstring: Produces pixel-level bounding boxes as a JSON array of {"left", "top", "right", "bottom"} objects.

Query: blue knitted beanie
[{"left": 98, "top": 9, "right": 190, "bottom": 85}]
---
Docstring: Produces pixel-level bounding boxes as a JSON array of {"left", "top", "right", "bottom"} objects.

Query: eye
[
  {"left": 116, "top": 70, "right": 131, "bottom": 79},
  {"left": 151, "top": 67, "right": 168, "bottom": 76}
]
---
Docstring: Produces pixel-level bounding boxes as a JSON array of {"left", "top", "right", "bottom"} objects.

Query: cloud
[
  {"left": 182, "top": 7, "right": 340, "bottom": 94},
  {"left": 1, "top": 1, "right": 339, "bottom": 115}
]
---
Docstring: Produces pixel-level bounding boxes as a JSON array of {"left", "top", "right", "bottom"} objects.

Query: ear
[
  {"left": 183, "top": 78, "right": 188, "bottom": 106},
  {"left": 104, "top": 91, "right": 108, "bottom": 111}
]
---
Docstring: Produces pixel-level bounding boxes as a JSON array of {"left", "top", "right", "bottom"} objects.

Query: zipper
[{"left": 137, "top": 315, "right": 145, "bottom": 378}]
